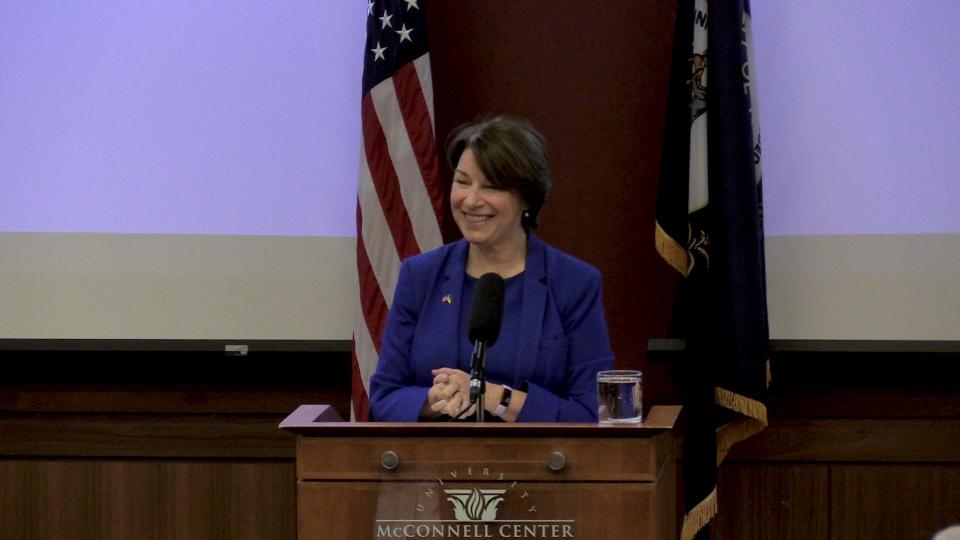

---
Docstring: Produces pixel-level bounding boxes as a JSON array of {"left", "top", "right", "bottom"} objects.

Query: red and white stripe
[{"left": 352, "top": 53, "right": 444, "bottom": 421}]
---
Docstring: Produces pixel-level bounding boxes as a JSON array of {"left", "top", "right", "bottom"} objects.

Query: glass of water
[{"left": 597, "top": 370, "right": 643, "bottom": 424}]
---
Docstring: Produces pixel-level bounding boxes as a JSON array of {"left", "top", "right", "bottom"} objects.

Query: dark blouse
[{"left": 457, "top": 272, "right": 525, "bottom": 385}]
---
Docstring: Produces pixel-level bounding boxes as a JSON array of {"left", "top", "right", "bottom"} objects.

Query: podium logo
[
  {"left": 374, "top": 466, "right": 575, "bottom": 539},
  {"left": 444, "top": 488, "right": 506, "bottom": 521}
]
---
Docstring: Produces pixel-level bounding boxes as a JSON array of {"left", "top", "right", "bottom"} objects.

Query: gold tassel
[
  {"left": 655, "top": 221, "right": 689, "bottom": 276},
  {"left": 681, "top": 487, "right": 718, "bottom": 540},
  {"left": 714, "top": 387, "right": 769, "bottom": 464},
  {"left": 715, "top": 387, "right": 767, "bottom": 423},
  {"left": 716, "top": 417, "right": 768, "bottom": 465}
]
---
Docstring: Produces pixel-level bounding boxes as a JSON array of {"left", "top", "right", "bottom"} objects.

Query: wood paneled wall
[
  {"left": 0, "top": 350, "right": 351, "bottom": 540},
  {"left": 0, "top": 459, "right": 295, "bottom": 540},
  {"left": 709, "top": 349, "right": 960, "bottom": 540},
  {"left": 4, "top": 348, "right": 958, "bottom": 539}
]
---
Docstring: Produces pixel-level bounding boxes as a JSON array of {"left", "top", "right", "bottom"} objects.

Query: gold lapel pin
[{"left": 442, "top": 294, "right": 453, "bottom": 305}]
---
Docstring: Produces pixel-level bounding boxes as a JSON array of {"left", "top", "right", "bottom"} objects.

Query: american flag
[{"left": 353, "top": 0, "right": 444, "bottom": 420}]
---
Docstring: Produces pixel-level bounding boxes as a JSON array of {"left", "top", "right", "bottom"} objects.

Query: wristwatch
[{"left": 493, "top": 384, "right": 513, "bottom": 417}]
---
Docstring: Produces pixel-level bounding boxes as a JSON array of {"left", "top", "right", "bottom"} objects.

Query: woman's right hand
[{"left": 427, "top": 368, "right": 473, "bottom": 417}]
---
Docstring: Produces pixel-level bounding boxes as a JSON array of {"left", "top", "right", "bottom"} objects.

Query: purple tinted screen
[
  {"left": 752, "top": 1, "right": 960, "bottom": 236},
  {"left": 0, "top": 2, "right": 365, "bottom": 236}
]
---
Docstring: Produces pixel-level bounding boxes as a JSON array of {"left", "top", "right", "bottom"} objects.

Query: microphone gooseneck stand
[
  {"left": 449, "top": 339, "right": 487, "bottom": 422},
  {"left": 452, "top": 271, "right": 504, "bottom": 423},
  {"left": 469, "top": 339, "right": 487, "bottom": 422}
]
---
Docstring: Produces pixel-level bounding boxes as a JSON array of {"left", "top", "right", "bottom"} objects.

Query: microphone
[{"left": 467, "top": 273, "right": 505, "bottom": 413}]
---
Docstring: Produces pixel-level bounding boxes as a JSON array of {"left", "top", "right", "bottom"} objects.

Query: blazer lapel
[
  {"left": 436, "top": 239, "right": 469, "bottom": 371},
  {"left": 514, "top": 234, "right": 547, "bottom": 386}
]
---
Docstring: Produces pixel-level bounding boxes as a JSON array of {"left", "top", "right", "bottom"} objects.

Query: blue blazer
[{"left": 369, "top": 234, "right": 613, "bottom": 422}]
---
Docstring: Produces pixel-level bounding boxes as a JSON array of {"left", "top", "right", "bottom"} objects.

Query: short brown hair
[{"left": 446, "top": 116, "right": 551, "bottom": 229}]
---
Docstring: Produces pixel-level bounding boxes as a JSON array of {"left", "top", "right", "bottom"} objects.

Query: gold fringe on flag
[
  {"left": 680, "top": 487, "right": 717, "bottom": 540},
  {"left": 716, "top": 416, "right": 768, "bottom": 465},
  {"left": 715, "top": 386, "right": 768, "bottom": 422},
  {"left": 677, "top": 378, "right": 770, "bottom": 539},
  {"left": 714, "top": 385, "right": 769, "bottom": 465},
  {"left": 655, "top": 221, "right": 689, "bottom": 276}
]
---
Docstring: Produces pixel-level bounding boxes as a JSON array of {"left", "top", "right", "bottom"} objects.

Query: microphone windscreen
[{"left": 468, "top": 272, "right": 505, "bottom": 346}]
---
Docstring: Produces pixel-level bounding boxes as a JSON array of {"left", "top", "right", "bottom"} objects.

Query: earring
[{"left": 522, "top": 210, "right": 530, "bottom": 219}]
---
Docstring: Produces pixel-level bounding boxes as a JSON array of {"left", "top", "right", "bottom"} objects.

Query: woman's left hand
[{"left": 429, "top": 368, "right": 473, "bottom": 417}]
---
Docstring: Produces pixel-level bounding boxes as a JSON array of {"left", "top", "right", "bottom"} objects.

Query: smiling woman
[
  {"left": 368, "top": 116, "right": 614, "bottom": 424},
  {"left": 450, "top": 149, "right": 527, "bottom": 266},
  {"left": 447, "top": 116, "right": 552, "bottom": 279}
]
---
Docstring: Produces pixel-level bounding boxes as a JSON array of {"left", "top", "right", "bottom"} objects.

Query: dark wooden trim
[
  {"left": 0, "top": 338, "right": 352, "bottom": 353},
  {"left": 0, "top": 413, "right": 296, "bottom": 459},
  {"left": 0, "top": 386, "right": 351, "bottom": 415},
  {"left": 726, "top": 418, "right": 960, "bottom": 463},
  {"left": 280, "top": 405, "right": 682, "bottom": 438},
  {"left": 649, "top": 338, "right": 960, "bottom": 356},
  {"left": 0, "top": 348, "right": 353, "bottom": 388}
]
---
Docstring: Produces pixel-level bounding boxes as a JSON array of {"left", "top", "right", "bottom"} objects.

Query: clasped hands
[{"left": 427, "top": 367, "right": 475, "bottom": 418}]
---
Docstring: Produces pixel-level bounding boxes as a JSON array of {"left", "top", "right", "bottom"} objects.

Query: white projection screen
[
  {"left": 1, "top": 2, "right": 958, "bottom": 344},
  {"left": 0, "top": 2, "right": 363, "bottom": 341},
  {"left": 753, "top": 0, "right": 960, "bottom": 341}
]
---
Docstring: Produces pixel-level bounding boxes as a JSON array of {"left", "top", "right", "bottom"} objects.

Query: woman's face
[{"left": 450, "top": 148, "right": 526, "bottom": 250}]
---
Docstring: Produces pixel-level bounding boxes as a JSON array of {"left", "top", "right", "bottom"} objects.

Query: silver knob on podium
[
  {"left": 547, "top": 451, "right": 567, "bottom": 471},
  {"left": 381, "top": 450, "right": 400, "bottom": 470}
]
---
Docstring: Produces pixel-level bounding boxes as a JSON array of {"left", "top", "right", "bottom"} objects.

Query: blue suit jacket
[{"left": 369, "top": 234, "right": 613, "bottom": 422}]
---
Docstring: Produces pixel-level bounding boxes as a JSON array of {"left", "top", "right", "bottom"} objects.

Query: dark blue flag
[{"left": 655, "top": 1, "right": 769, "bottom": 538}]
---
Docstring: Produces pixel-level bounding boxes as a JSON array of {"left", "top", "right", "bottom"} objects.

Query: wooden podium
[{"left": 280, "top": 405, "right": 681, "bottom": 540}]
